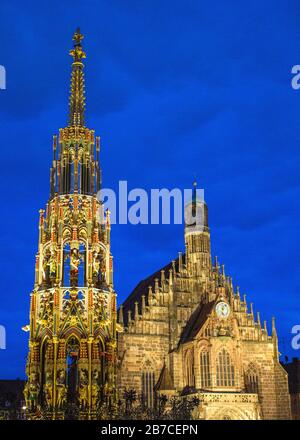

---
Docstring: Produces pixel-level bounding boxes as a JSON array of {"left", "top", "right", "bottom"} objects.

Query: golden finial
[
  {"left": 68, "top": 28, "right": 86, "bottom": 126},
  {"left": 69, "top": 27, "right": 86, "bottom": 63}
]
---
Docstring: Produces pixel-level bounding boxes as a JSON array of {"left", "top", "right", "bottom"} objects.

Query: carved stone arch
[
  {"left": 41, "top": 242, "right": 55, "bottom": 262},
  {"left": 39, "top": 327, "right": 53, "bottom": 341},
  {"left": 196, "top": 338, "right": 210, "bottom": 350},
  {"left": 97, "top": 335, "right": 105, "bottom": 353},
  {"left": 63, "top": 228, "right": 72, "bottom": 242},
  {"left": 78, "top": 227, "right": 88, "bottom": 242},
  {"left": 94, "top": 328, "right": 110, "bottom": 346},
  {"left": 244, "top": 361, "right": 260, "bottom": 394},
  {"left": 64, "top": 333, "right": 81, "bottom": 363},
  {"left": 43, "top": 242, "right": 52, "bottom": 252},
  {"left": 68, "top": 147, "right": 76, "bottom": 162},
  {"left": 210, "top": 406, "right": 255, "bottom": 420},
  {"left": 61, "top": 326, "right": 86, "bottom": 341},
  {"left": 245, "top": 361, "right": 260, "bottom": 374},
  {"left": 183, "top": 347, "right": 192, "bottom": 358},
  {"left": 98, "top": 242, "right": 107, "bottom": 255},
  {"left": 65, "top": 331, "right": 82, "bottom": 343}
]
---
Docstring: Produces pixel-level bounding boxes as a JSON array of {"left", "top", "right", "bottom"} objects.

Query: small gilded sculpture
[
  {"left": 44, "top": 371, "right": 53, "bottom": 408},
  {"left": 56, "top": 385, "right": 66, "bottom": 409},
  {"left": 70, "top": 249, "right": 80, "bottom": 274},
  {"left": 100, "top": 259, "right": 106, "bottom": 283},
  {"left": 91, "top": 370, "right": 100, "bottom": 407},
  {"left": 92, "top": 251, "right": 100, "bottom": 277},
  {"left": 56, "top": 370, "right": 66, "bottom": 409},
  {"left": 48, "top": 249, "right": 57, "bottom": 278},
  {"left": 78, "top": 369, "right": 88, "bottom": 409},
  {"left": 25, "top": 372, "right": 40, "bottom": 411},
  {"left": 70, "top": 248, "right": 81, "bottom": 286},
  {"left": 42, "top": 248, "right": 57, "bottom": 281}
]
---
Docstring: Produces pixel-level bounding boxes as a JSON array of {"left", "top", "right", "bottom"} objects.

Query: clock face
[{"left": 215, "top": 301, "right": 230, "bottom": 319}]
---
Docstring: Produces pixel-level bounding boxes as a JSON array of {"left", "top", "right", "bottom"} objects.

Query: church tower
[
  {"left": 24, "top": 29, "right": 117, "bottom": 419},
  {"left": 184, "top": 181, "right": 211, "bottom": 279}
]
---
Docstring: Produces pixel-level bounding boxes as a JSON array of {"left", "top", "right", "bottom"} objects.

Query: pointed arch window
[
  {"left": 184, "top": 350, "right": 195, "bottom": 387},
  {"left": 216, "top": 349, "right": 235, "bottom": 387},
  {"left": 61, "top": 158, "right": 72, "bottom": 194},
  {"left": 245, "top": 363, "right": 259, "bottom": 394},
  {"left": 141, "top": 371, "right": 155, "bottom": 408},
  {"left": 200, "top": 350, "right": 211, "bottom": 388},
  {"left": 80, "top": 158, "right": 91, "bottom": 195}
]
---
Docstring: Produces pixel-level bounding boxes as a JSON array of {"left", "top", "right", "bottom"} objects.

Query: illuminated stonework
[
  {"left": 23, "top": 30, "right": 292, "bottom": 421},
  {"left": 24, "top": 30, "right": 117, "bottom": 420},
  {"left": 118, "top": 188, "right": 292, "bottom": 420}
]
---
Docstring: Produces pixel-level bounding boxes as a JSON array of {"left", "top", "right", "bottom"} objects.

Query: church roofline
[{"left": 120, "top": 257, "right": 180, "bottom": 326}]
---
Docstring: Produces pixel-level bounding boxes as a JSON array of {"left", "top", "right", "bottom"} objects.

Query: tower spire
[
  {"left": 68, "top": 28, "right": 86, "bottom": 127},
  {"left": 192, "top": 179, "right": 197, "bottom": 218}
]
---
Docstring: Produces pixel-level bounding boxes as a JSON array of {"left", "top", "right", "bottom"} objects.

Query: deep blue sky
[{"left": 0, "top": 1, "right": 300, "bottom": 378}]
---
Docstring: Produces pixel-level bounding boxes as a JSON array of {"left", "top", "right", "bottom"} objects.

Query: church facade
[{"left": 117, "top": 191, "right": 291, "bottom": 420}]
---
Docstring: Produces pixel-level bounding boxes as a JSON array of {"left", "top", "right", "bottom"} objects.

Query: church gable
[{"left": 180, "top": 301, "right": 215, "bottom": 343}]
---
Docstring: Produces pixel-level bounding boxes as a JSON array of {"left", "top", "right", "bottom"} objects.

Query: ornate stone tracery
[{"left": 24, "top": 29, "right": 117, "bottom": 419}]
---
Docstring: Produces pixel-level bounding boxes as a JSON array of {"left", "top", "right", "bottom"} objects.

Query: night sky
[{"left": 0, "top": 1, "right": 300, "bottom": 378}]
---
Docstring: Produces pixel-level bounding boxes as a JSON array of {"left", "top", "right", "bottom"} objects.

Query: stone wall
[
  {"left": 241, "top": 340, "right": 291, "bottom": 419},
  {"left": 118, "top": 332, "right": 169, "bottom": 395}
]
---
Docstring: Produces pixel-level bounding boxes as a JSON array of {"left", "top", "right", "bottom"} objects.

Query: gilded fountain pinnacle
[{"left": 24, "top": 29, "right": 117, "bottom": 420}]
